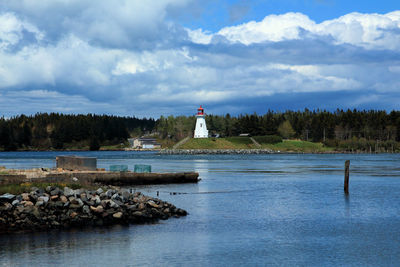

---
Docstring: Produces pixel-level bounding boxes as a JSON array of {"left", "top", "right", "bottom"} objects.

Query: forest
[
  {"left": 157, "top": 109, "right": 400, "bottom": 152},
  {"left": 0, "top": 109, "right": 400, "bottom": 151},
  {"left": 0, "top": 113, "right": 155, "bottom": 151}
]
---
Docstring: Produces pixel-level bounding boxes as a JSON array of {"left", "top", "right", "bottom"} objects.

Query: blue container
[
  {"left": 134, "top": 164, "right": 151, "bottom": 173},
  {"left": 109, "top": 165, "right": 128, "bottom": 172}
]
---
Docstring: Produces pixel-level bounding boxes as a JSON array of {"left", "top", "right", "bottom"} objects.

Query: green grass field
[
  {"left": 262, "top": 140, "right": 333, "bottom": 152},
  {"left": 178, "top": 137, "right": 333, "bottom": 152},
  {"left": 179, "top": 137, "right": 256, "bottom": 149}
]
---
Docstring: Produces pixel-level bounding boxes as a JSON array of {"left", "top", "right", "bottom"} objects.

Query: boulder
[
  {"left": 60, "top": 195, "right": 68, "bottom": 203},
  {"left": 92, "top": 195, "right": 101, "bottom": 205},
  {"left": 64, "top": 187, "right": 75, "bottom": 197},
  {"left": 0, "top": 202, "right": 12, "bottom": 211},
  {"left": 112, "top": 212, "right": 123, "bottom": 219},
  {"left": 109, "top": 200, "right": 119, "bottom": 209},
  {"left": 50, "top": 188, "right": 60, "bottom": 196},
  {"left": 38, "top": 196, "right": 49, "bottom": 203},
  {"left": 105, "top": 189, "right": 113, "bottom": 198},
  {"left": 147, "top": 200, "right": 160, "bottom": 208},
  {"left": 21, "top": 193, "right": 30, "bottom": 201},
  {"left": 35, "top": 201, "right": 44, "bottom": 207},
  {"left": 0, "top": 193, "right": 16, "bottom": 203},
  {"left": 24, "top": 201, "right": 34, "bottom": 207},
  {"left": 90, "top": 205, "right": 104, "bottom": 213},
  {"left": 82, "top": 205, "right": 91, "bottom": 215}
]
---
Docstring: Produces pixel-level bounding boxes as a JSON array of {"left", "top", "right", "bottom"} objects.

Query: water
[{"left": 0, "top": 152, "right": 400, "bottom": 266}]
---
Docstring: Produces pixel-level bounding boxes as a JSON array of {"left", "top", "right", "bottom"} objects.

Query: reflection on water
[{"left": 1, "top": 152, "right": 400, "bottom": 266}]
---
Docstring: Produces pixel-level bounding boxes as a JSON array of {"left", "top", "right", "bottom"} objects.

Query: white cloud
[
  {"left": 0, "top": 12, "right": 43, "bottom": 50},
  {"left": 3, "top": 0, "right": 192, "bottom": 48},
  {"left": 0, "top": 4, "right": 400, "bottom": 116},
  {"left": 188, "top": 11, "right": 400, "bottom": 50}
]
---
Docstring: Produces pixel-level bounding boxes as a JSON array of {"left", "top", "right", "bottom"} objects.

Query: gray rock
[
  {"left": 0, "top": 193, "right": 15, "bottom": 203},
  {"left": 121, "top": 190, "right": 131, "bottom": 200},
  {"left": 35, "top": 201, "right": 44, "bottom": 207},
  {"left": 11, "top": 199, "right": 20, "bottom": 206},
  {"left": 80, "top": 193, "right": 88, "bottom": 202},
  {"left": 96, "top": 188, "right": 104, "bottom": 195},
  {"left": 74, "top": 189, "right": 82, "bottom": 195},
  {"left": 70, "top": 198, "right": 84, "bottom": 207},
  {"left": 112, "top": 199, "right": 124, "bottom": 207},
  {"left": 111, "top": 193, "right": 121, "bottom": 201},
  {"left": 38, "top": 196, "right": 49, "bottom": 203},
  {"left": 82, "top": 205, "right": 91, "bottom": 214},
  {"left": 30, "top": 186, "right": 39, "bottom": 193},
  {"left": 64, "top": 187, "right": 75, "bottom": 197},
  {"left": 109, "top": 200, "right": 119, "bottom": 209},
  {"left": 92, "top": 195, "right": 101, "bottom": 205},
  {"left": 105, "top": 189, "right": 113, "bottom": 198},
  {"left": 76, "top": 198, "right": 84, "bottom": 207},
  {"left": 50, "top": 188, "right": 60, "bottom": 196}
]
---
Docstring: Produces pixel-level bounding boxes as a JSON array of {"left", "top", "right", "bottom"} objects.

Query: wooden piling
[{"left": 344, "top": 160, "right": 350, "bottom": 194}]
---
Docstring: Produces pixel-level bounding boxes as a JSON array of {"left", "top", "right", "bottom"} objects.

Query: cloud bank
[{"left": 0, "top": 1, "right": 400, "bottom": 117}]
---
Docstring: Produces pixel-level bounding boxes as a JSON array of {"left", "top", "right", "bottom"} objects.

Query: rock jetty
[
  {"left": 159, "top": 149, "right": 274, "bottom": 155},
  {"left": 0, "top": 186, "right": 187, "bottom": 233}
]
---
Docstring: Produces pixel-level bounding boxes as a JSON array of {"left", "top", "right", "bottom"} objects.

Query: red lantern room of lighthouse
[
  {"left": 194, "top": 105, "right": 208, "bottom": 138},
  {"left": 197, "top": 105, "right": 204, "bottom": 115}
]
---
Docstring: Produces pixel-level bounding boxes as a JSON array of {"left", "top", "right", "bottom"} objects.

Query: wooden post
[{"left": 344, "top": 160, "right": 350, "bottom": 194}]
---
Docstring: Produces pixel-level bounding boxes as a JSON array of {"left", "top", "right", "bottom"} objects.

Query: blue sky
[
  {"left": 181, "top": 0, "right": 398, "bottom": 31},
  {"left": 0, "top": 0, "right": 399, "bottom": 117}
]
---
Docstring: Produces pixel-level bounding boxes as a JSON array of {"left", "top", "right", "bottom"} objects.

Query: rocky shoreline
[
  {"left": 158, "top": 149, "right": 374, "bottom": 155},
  {"left": 0, "top": 186, "right": 187, "bottom": 233},
  {"left": 159, "top": 149, "right": 275, "bottom": 155}
]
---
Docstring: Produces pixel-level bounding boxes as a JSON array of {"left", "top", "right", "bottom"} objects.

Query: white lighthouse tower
[{"left": 194, "top": 105, "right": 208, "bottom": 138}]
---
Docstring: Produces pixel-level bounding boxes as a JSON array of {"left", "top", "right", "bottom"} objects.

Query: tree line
[
  {"left": 1, "top": 109, "right": 400, "bottom": 152},
  {"left": 156, "top": 109, "right": 400, "bottom": 152},
  {"left": 0, "top": 113, "right": 155, "bottom": 151}
]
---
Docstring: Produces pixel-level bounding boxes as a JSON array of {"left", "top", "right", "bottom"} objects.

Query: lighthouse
[{"left": 194, "top": 105, "right": 208, "bottom": 138}]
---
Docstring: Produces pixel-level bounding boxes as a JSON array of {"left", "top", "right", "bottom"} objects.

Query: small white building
[
  {"left": 128, "top": 138, "right": 161, "bottom": 149},
  {"left": 194, "top": 105, "right": 208, "bottom": 138}
]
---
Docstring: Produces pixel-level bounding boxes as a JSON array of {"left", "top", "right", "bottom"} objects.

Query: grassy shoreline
[
  {"left": 178, "top": 138, "right": 333, "bottom": 153},
  {"left": 1, "top": 137, "right": 398, "bottom": 153}
]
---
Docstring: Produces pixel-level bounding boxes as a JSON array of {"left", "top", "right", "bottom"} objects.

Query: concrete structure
[
  {"left": 194, "top": 105, "right": 208, "bottom": 138},
  {"left": 129, "top": 138, "right": 161, "bottom": 149},
  {"left": 56, "top": 156, "right": 97, "bottom": 171}
]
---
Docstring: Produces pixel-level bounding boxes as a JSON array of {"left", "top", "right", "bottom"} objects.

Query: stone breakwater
[
  {"left": 0, "top": 186, "right": 187, "bottom": 233},
  {"left": 159, "top": 149, "right": 274, "bottom": 155}
]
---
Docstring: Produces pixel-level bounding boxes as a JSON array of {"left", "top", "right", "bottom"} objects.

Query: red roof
[{"left": 197, "top": 105, "right": 204, "bottom": 115}]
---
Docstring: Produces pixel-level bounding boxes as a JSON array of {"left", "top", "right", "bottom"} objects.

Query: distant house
[
  {"left": 128, "top": 138, "right": 161, "bottom": 149},
  {"left": 239, "top": 133, "right": 251, "bottom": 137}
]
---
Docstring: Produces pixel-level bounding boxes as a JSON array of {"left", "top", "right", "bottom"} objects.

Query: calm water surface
[{"left": 0, "top": 152, "right": 400, "bottom": 266}]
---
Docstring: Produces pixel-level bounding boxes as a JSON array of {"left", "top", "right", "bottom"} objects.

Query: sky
[{"left": 0, "top": 0, "right": 399, "bottom": 118}]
